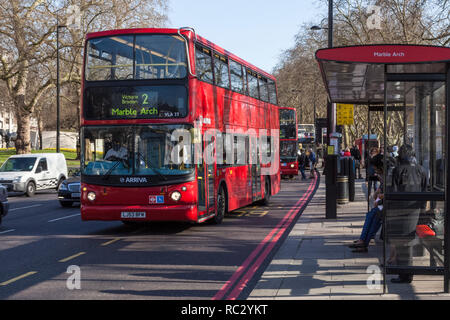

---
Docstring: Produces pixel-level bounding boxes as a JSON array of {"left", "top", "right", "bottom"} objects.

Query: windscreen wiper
[
  {"left": 136, "top": 152, "right": 167, "bottom": 181},
  {"left": 102, "top": 160, "right": 123, "bottom": 181}
]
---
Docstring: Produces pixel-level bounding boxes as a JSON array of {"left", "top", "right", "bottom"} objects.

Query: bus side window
[
  {"left": 243, "top": 66, "right": 249, "bottom": 96},
  {"left": 213, "top": 52, "right": 230, "bottom": 89},
  {"left": 259, "top": 77, "right": 269, "bottom": 102},
  {"left": 246, "top": 69, "right": 259, "bottom": 100},
  {"left": 195, "top": 46, "right": 214, "bottom": 84},
  {"left": 268, "top": 79, "right": 278, "bottom": 105},
  {"left": 229, "top": 60, "right": 244, "bottom": 93}
]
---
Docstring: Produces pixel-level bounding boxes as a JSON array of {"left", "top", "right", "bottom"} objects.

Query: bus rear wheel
[
  {"left": 261, "top": 178, "right": 271, "bottom": 205},
  {"left": 211, "top": 186, "right": 226, "bottom": 224}
]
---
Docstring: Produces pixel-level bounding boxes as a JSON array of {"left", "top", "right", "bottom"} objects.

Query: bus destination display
[{"left": 84, "top": 85, "right": 187, "bottom": 120}]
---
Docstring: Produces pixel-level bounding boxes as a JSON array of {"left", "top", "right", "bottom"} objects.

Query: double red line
[{"left": 212, "top": 174, "right": 319, "bottom": 300}]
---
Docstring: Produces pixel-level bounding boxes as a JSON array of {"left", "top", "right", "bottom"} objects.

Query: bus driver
[{"left": 105, "top": 138, "right": 129, "bottom": 161}]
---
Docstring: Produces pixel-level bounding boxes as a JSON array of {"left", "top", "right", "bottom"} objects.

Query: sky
[{"left": 167, "top": 0, "right": 325, "bottom": 74}]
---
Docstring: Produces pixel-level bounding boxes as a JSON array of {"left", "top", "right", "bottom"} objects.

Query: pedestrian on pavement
[
  {"left": 349, "top": 154, "right": 384, "bottom": 253},
  {"left": 367, "top": 147, "right": 380, "bottom": 200},
  {"left": 343, "top": 147, "right": 351, "bottom": 157},
  {"left": 297, "top": 149, "right": 307, "bottom": 180},
  {"left": 351, "top": 144, "right": 362, "bottom": 179},
  {"left": 308, "top": 148, "right": 317, "bottom": 178}
]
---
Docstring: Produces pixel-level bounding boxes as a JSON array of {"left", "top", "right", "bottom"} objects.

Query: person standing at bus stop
[
  {"left": 387, "top": 144, "right": 427, "bottom": 284},
  {"left": 351, "top": 143, "right": 362, "bottom": 179},
  {"left": 367, "top": 147, "right": 380, "bottom": 200}
]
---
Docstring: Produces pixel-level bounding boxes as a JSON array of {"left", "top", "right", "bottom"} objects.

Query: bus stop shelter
[{"left": 315, "top": 44, "right": 450, "bottom": 292}]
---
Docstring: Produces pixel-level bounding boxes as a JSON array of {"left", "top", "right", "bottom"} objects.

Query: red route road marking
[
  {"left": 212, "top": 175, "right": 318, "bottom": 300},
  {"left": 226, "top": 175, "right": 317, "bottom": 300}
]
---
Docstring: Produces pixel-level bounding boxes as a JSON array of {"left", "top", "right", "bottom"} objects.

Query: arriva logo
[{"left": 124, "top": 177, "right": 148, "bottom": 183}]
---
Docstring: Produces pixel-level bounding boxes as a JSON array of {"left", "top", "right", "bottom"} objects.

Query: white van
[{"left": 0, "top": 153, "right": 68, "bottom": 196}]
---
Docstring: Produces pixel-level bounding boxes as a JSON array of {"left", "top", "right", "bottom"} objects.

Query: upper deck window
[
  {"left": 247, "top": 69, "right": 259, "bottom": 100},
  {"left": 280, "top": 109, "right": 296, "bottom": 124},
  {"left": 268, "top": 80, "right": 278, "bottom": 105},
  {"left": 280, "top": 109, "right": 296, "bottom": 139},
  {"left": 86, "top": 34, "right": 187, "bottom": 81},
  {"left": 229, "top": 60, "right": 244, "bottom": 93},
  {"left": 258, "top": 76, "right": 269, "bottom": 102},
  {"left": 195, "top": 46, "right": 214, "bottom": 84},
  {"left": 213, "top": 52, "right": 230, "bottom": 89}
]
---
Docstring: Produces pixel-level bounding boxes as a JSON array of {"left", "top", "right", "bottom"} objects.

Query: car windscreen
[{"left": 0, "top": 157, "right": 37, "bottom": 172}]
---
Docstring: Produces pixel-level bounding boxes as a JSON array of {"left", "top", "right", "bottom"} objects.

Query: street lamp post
[
  {"left": 310, "top": 0, "right": 334, "bottom": 145},
  {"left": 56, "top": 18, "right": 66, "bottom": 153},
  {"left": 328, "top": 0, "right": 333, "bottom": 49},
  {"left": 311, "top": 1, "right": 336, "bottom": 220}
]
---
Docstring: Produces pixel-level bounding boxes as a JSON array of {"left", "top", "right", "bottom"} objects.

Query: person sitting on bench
[{"left": 349, "top": 154, "right": 384, "bottom": 253}]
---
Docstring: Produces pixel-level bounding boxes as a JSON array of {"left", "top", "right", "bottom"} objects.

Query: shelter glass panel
[{"left": 384, "top": 81, "right": 446, "bottom": 277}]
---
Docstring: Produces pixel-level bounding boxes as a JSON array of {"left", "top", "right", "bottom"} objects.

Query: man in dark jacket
[
  {"left": 350, "top": 144, "right": 362, "bottom": 179},
  {"left": 387, "top": 144, "right": 428, "bottom": 283},
  {"left": 297, "top": 149, "right": 307, "bottom": 180}
]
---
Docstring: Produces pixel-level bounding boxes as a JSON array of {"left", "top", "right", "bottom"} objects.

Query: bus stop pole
[
  {"left": 325, "top": 100, "right": 337, "bottom": 219},
  {"left": 325, "top": 1, "right": 335, "bottom": 219},
  {"left": 445, "top": 66, "right": 450, "bottom": 293}
]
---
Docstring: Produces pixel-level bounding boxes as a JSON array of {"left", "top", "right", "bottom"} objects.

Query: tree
[
  {"left": 0, "top": 0, "right": 169, "bottom": 154},
  {"left": 274, "top": 0, "right": 449, "bottom": 147},
  {"left": 0, "top": 1, "right": 57, "bottom": 154}
]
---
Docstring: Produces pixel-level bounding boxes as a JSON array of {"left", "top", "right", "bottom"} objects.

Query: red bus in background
[
  {"left": 80, "top": 28, "right": 280, "bottom": 224},
  {"left": 279, "top": 107, "right": 298, "bottom": 177}
]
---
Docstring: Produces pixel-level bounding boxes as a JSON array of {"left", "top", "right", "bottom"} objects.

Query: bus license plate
[
  {"left": 282, "top": 163, "right": 287, "bottom": 166},
  {"left": 121, "top": 212, "right": 146, "bottom": 219}
]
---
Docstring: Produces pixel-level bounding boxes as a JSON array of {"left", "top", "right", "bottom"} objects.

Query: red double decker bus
[
  {"left": 80, "top": 28, "right": 280, "bottom": 224},
  {"left": 279, "top": 107, "right": 298, "bottom": 177}
]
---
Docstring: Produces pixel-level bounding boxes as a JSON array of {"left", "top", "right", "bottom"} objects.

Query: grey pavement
[{"left": 249, "top": 169, "right": 450, "bottom": 300}]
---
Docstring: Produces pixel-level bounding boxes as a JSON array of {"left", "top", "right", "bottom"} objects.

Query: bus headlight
[
  {"left": 290, "top": 164, "right": 295, "bottom": 168},
  {"left": 170, "top": 191, "right": 181, "bottom": 201},
  {"left": 87, "top": 192, "right": 96, "bottom": 201}
]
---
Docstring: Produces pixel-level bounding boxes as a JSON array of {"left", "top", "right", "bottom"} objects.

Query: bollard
[
  {"left": 348, "top": 157, "right": 355, "bottom": 202},
  {"left": 338, "top": 156, "right": 355, "bottom": 202},
  {"left": 325, "top": 154, "right": 338, "bottom": 219},
  {"left": 337, "top": 175, "right": 349, "bottom": 204}
]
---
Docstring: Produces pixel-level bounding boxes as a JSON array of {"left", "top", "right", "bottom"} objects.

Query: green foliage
[{"left": 0, "top": 149, "right": 79, "bottom": 170}]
